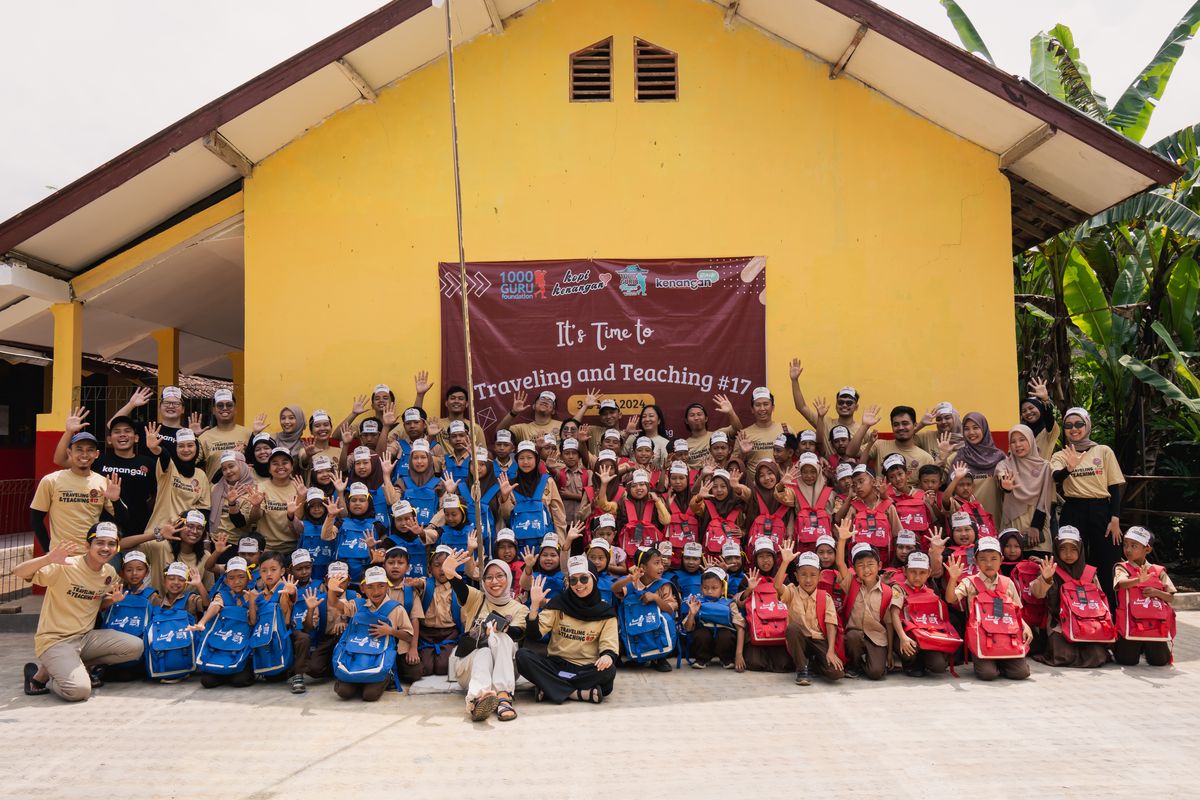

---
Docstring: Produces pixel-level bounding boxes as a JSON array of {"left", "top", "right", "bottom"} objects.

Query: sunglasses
[
  {"left": 568, "top": 574, "right": 593, "bottom": 586},
  {"left": 1063, "top": 422, "right": 1087, "bottom": 430}
]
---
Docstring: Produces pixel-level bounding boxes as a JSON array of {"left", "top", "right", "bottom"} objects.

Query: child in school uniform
[
  {"left": 145, "top": 561, "right": 209, "bottom": 682},
  {"left": 613, "top": 547, "right": 679, "bottom": 672},
  {"left": 253, "top": 551, "right": 307, "bottom": 692},
  {"left": 1030, "top": 526, "right": 1114, "bottom": 669},
  {"left": 776, "top": 547, "right": 844, "bottom": 685},
  {"left": 1003, "top": 528, "right": 1050, "bottom": 656},
  {"left": 331, "top": 565, "right": 415, "bottom": 701},
  {"left": 384, "top": 500, "right": 435, "bottom": 580},
  {"left": 668, "top": 541, "right": 705, "bottom": 611},
  {"left": 721, "top": 540, "right": 747, "bottom": 597},
  {"left": 1113, "top": 526, "right": 1177, "bottom": 667},
  {"left": 834, "top": 519, "right": 903, "bottom": 680},
  {"left": 97, "top": 550, "right": 160, "bottom": 682},
  {"left": 585, "top": 538, "right": 619, "bottom": 605},
  {"left": 739, "top": 538, "right": 793, "bottom": 673},
  {"left": 520, "top": 533, "right": 565, "bottom": 605},
  {"left": 287, "top": 549, "right": 324, "bottom": 677},
  {"left": 307, "top": 561, "right": 353, "bottom": 680},
  {"left": 943, "top": 536, "right": 1033, "bottom": 681},
  {"left": 190, "top": 556, "right": 258, "bottom": 688},
  {"left": 815, "top": 534, "right": 846, "bottom": 617},
  {"left": 895, "top": 551, "right": 961, "bottom": 677},
  {"left": 417, "top": 545, "right": 465, "bottom": 676},
  {"left": 682, "top": 565, "right": 746, "bottom": 670}
]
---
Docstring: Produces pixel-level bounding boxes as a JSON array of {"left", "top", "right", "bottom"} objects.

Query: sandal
[
  {"left": 24, "top": 663, "right": 48, "bottom": 696},
  {"left": 570, "top": 687, "right": 603, "bottom": 704},
  {"left": 471, "top": 693, "right": 499, "bottom": 722},
  {"left": 495, "top": 692, "right": 517, "bottom": 721}
]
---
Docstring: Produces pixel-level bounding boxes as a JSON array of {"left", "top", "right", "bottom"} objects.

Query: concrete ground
[{"left": 1, "top": 617, "right": 1198, "bottom": 800}]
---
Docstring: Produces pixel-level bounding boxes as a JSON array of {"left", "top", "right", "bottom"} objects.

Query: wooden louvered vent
[
  {"left": 570, "top": 37, "right": 613, "bottom": 102},
  {"left": 635, "top": 38, "right": 677, "bottom": 101}
]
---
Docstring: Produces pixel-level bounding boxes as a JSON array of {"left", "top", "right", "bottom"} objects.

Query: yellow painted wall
[{"left": 244, "top": 0, "right": 1017, "bottom": 432}]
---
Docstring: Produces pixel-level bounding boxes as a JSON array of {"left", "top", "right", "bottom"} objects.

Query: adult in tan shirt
[
  {"left": 250, "top": 449, "right": 304, "bottom": 551},
  {"left": 198, "top": 387, "right": 251, "bottom": 479},
  {"left": 17, "top": 527, "right": 144, "bottom": 701},
  {"left": 31, "top": 435, "right": 121, "bottom": 549},
  {"left": 499, "top": 390, "right": 563, "bottom": 443},
  {"left": 516, "top": 559, "right": 619, "bottom": 704}
]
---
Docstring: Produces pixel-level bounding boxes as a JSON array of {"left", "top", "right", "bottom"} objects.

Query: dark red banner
[{"left": 440, "top": 257, "right": 766, "bottom": 438}]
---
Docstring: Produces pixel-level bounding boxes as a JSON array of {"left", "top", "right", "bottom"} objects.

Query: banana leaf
[
  {"left": 1107, "top": 0, "right": 1200, "bottom": 142},
  {"left": 938, "top": 0, "right": 994, "bottom": 64}
]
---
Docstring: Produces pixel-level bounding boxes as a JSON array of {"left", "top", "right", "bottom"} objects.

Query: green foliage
[{"left": 937, "top": 0, "right": 994, "bottom": 64}]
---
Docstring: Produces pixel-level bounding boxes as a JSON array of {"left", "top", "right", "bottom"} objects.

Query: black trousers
[
  {"left": 1060, "top": 497, "right": 1121, "bottom": 609},
  {"left": 689, "top": 626, "right": 736, "bottom": 665},
  {"left": 515, "top": 649, "right": 615, "bottom": 704},
  {"left": 200, "top": 662, "right": 255, "bottom": 688}
]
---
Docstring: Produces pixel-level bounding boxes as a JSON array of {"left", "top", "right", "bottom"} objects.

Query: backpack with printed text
[
  {"left": 1010, "top": 559, "right": 1049, "bottom": 629},
  {"left": 618, "top": 498, "right": 663, "bottom": 559},
  {"left": 1055, "top": 565, "right": 1116, "bottom": 644},
  {"left": 144, "top": 595, "right": 197, "bottom": 680},
  {"left": 1116, "top": 561, "right": 1176, "bottom": 644},
  {"left": 795, "top": 487, "right": 833, "bottom": 549},
  {"left": 746, "top": 579, "right": 789, "bottom": 646},
  {"left": 250, "top": 582, "right": 295, "bottom": 676},
  {"left": 703, "top": 500, "right": 741, "bottom": 555},
  {"left": 332, "top": 597, "right": 402, "bottom": 689},
  {"left": 196, "top": 585, "right": 252, "bottom": 674},
  {"left": 619, "top": 577, "right": 676, "bottom": 663},
  {"left": 965, "top": 575, "right": 1026, "bottom": 660},
  {"left": 747, "top": 494, "right": 789, "bottom": 555},
  {"left": 900, "top": 583, "right": 963, "bottom": 654}
]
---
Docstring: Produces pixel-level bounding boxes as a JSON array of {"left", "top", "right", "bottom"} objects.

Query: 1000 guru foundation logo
[{"left": 499, "top": 269, "right": 545, "bottom": 300}]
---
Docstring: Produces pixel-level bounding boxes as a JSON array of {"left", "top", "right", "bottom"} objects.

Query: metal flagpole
[{"left": 435, "top": 0, "right": 486, "bottom": 574}]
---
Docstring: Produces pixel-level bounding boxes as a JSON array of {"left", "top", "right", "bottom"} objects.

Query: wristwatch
[{"left": 153, "top": 527, "right": 163, "bottom": 542}]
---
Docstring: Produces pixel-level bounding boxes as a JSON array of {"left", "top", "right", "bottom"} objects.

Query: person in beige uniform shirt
[
  {"left": 17, "top": 524, "right": 144, "bottom": 701},
  {"left": 742, "top": 386, "right": 784, "bottom": 471},
  {"left": 499, "top": 389, "right": 563, "bottom": 444},
  {"left": 776, "top": 547, "right": 845, "bottom": 684},
  {"left": 31, "top": 430, "right": 122, "bottom": 549},
  {"left": 251, "top": 448, "right": 305, "bottom": 551},
  {"left": 198, "top": 388, "right": 250, "bottom": 479},
  {"left": 143, "top": 424, "right": 211, "bottom": 535}
]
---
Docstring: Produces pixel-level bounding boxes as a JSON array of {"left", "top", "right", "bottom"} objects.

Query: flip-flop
[
  {"left": 24, "top": 663, "right": 48, "bottom": 696},
  {"left": 471, "top": 693, "right": 500, "bottom": 721}
]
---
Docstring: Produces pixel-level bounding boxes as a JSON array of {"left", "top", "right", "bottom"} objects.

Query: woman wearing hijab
[
  {"left": 275, "top": 405, "right": 306, "bottom": 458},
  {"left": 1050, "top": 407, "right": 1125, "bottom": 608},
  {"left": 142, "top": 422, "right": 211, "bottom": 534},
  {"left": 244, "top": 432, "right": 276, "bottom": 479},
  {"left": 516, "top": 555, "right": 619, "bottom": 704},
  {"left": 439, "top": 549, "right": 527, "bottom": 721},
  {"left": 1029, "top": 526, "right": 1110, "bottom": 668},
  {"left": 209, "top": 450, "right": 258, "bottom": 538},
  {"left": 999, "top": 424, "right": 1054, "bottom": 553},
  {"left": 948, "top": 412, "right": 1006, "bottom": 529},
  {"left": 1020, "top": 379, "right": 1060, "bottom": 459},
  {"left": 499, "top": 441, "right": 567, "bottom": 551}
]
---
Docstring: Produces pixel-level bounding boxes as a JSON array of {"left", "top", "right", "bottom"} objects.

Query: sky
[{"left": 1, "top": 0, "right": 1197, "bottom": 223}]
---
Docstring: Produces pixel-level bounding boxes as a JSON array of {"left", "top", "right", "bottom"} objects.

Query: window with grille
[
  {"left": 634, "top": 38, "right": 677, "bottom": 101},
  {"left": 570, "top": 37, "right": 613, "bottom": 102}
]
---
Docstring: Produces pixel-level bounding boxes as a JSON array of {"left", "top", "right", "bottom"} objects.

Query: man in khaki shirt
[
  {"left": 30, "top": 431, "right": 122, "bottom": 549},
  {"left": 500, "top": 389, "right": 563, "bottom": 443},
  {"left": 16, "top": 523, "right": 144, "bottom": 701},
  {"left": 198, "top": 388, "right": 250, "bottom": 479},
  {"left": 742, "top": 387, "right": 784, "bottom": 470}
]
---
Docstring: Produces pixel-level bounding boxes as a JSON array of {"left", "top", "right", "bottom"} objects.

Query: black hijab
[
  {"left": 1047, "top": 537, "right": 1088, "bottom": 626},
  {"left": 515, "top": 455, "right": 543, "bottom": 498},
  {"left": 244, "top": 437, "right": 275, "bottom": 479},
  {"left": 1022, "top": 396, "right": 1054, "bottom": 438},
  {"left": 547, "top": 572, "right": 615, "bottom": 621}
]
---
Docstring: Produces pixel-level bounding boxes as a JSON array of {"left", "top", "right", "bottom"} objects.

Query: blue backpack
[
  {"left": 596, "top": 572, "right": 617, "bottom": 606},
  {"left": 332, "top": 597, "right": 403, "bottom": 689},
  {"left": 695, "top": 596, "right": 736, "bottom": 630},
  {"left": 418, "top": 577, "right": 462, "bottom": 654},
  {"left": 618, "top": 577, "right": 677, "bottom": 663},
  {"left": 250, "top": 583, "right": 294, "bottom": 676},
  {"left": 291, "top": 581, "right": 327, "bottom": 646},
  {"left": 385, "top": 533, "right": 429, "bottom": 579},
  {"left": 400, "top": 474, "right": 439, "bottom": 526},
  {"left": 336, "top": 516, "right": 375, "bottom": 579},
  {"left": 144, "top": 594, "right": 197, "bottom": 680},
  {"left": 103, "top": 583, "right": 154, "bottom": 638},
  {"left": 445, "top": 452, "right": 472, "bottom": 485},
  {"left": 463, "top": 483, "right": 500, "bottom": 555},
  {"left": 299, "top": 519, "right": 336, "bottom": 581},
  {"left": 670, "top": 569, "right": 705, "bottom": 616},
  {"left": 369, "top": 486, "right": 390, "bottom": 527},
  {"left": 509, "top": 473, "right": 552, "bottom": 550},
  {"left": 437, "top": 521, "right": 475, "bottom": 558},
  {"left": 196, "top": 585, "right": 252, "bottom": 674}
]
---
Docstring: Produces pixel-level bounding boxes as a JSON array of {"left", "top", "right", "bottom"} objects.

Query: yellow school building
[{"left": 0, "top": 0, "right": 1180, "bottom": 480}]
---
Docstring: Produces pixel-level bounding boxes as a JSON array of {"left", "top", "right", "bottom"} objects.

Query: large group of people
[{"left": 19, "top": 361, "right": 1179, "bottom": 721}]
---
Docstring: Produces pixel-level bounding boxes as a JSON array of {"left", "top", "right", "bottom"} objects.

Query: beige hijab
[{"left": 1001, "top": 424, "right": 1053, "bottom": 523}]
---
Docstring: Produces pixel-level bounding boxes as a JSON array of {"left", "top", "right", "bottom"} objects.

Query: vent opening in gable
[
  {"left": 635, "top": 38, "right": 677, "bottom": 101},
  {"left": 570, "top": 37, "right": 613, "bottom": 102}
]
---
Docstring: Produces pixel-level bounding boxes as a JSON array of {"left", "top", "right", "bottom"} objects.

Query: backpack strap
[
  {"left": 879, "top": 583, "right": 893, "bottom": 619},
  {"left": 1079, "top": 564, "right": 1097, "bottom": 585},
  {"left": 755, "top": 493, "right": 770, "bottom": 517}
]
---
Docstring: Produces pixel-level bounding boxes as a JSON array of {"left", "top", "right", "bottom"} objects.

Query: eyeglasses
[
  {"left": 215, "top": 403, "right": 234, "bottom": 410},
  {"left": 568, "top": 575, "right": 593, "bottom": 586},
  {"left": 1063, "top": 422, "right": 1087, "bottom": 430},
  {"left": 483, "top": 573, "right": 507, "bottom": 582}
]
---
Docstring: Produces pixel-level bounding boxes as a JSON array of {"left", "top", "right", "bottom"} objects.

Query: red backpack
[
  {"left": 1010, "top": 559, "right": 1049, "bottom": 629},
  {"left": 947, "top": 545, "right": 981, "bottom": 612},
  {"left": 814, "top": 588, "right": 845, "bottom": 661},
  {"left": 965, "top": 575, "right": 1026, "bottom": 660},
  {"left": 840, "top": 579, "right": 894, "bottom": 630},
  {"left": 892, "top": 491, "right": 931, "bottom": 543},
  {"left": 747, "top": 494, "right": 788, "bottom": 555},
  {"left": 583, "top": 484, "right": 625, "bottom": 533},
  {"left": 618, "top": 498, "right": 663, "bottom": 559},
  {"left": 818, "top": 569, "right": 846, "bottom": 617},
  {"left": 851, "top": 498, "right": 894, "bottom": 562},
  {"left": 900, "top": 583, "right": 963, "bottom": 654},
  {"left": 795, "top": 486, "right": 833, "bottom": 549},
  {"left": 703, "top": 500, "right": 742, "bottom": 554},
  {"left": 1116, "top": 562, "right": 1176, "bottom": 643},
  {"left": 746, "top": 580, "right": 789, "bottom": 645},
  {"left": 664, "top": 497, "right": 699, "bottom": 569},
  {"left": 1055, "top": 565, "right": 1116, "bottom": 644},
  {"left": 957, "top": 500, "right": 996, "bottom": 539}
]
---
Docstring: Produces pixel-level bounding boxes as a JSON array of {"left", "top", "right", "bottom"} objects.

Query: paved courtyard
[{"left": 1, "top": 615, "right": 1198, "bottom": 799}]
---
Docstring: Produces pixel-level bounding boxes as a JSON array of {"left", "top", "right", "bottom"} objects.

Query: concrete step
[{"left": 0, "top": 594, "right": 41, "bottom": 632}]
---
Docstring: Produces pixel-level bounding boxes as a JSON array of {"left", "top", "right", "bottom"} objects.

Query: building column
[
  {"left": 152, "top": 327, "right": 179, "bottom": 393},
  {"left": 228, "top": 351, "right": 245, "bottom": 425},
  {"left": 33, "top": 301, "right": 83, "bottom": 559}
]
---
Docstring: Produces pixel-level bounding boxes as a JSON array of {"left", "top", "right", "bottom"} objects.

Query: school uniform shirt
[
  {"left": 30, "top": 469, "right": 115, "bottom": 548},
  {"left": 743, "top": 422, "right": 784, "bottom": 470},
  {"left": 423, "top": 580, "right": 458, "bottom": 629},
  {"left": 1113, "top": 563, "right": 1177, "bottom": 593},
  {"left": 252, "top": 479, "right": 298, "bottom": 552},
  {"left": 93, "top": 452, "right": 157, "bottom": 537},
  {"left": 387, "top": 584, "right": 425, "bottom": 621},
  {"left": 536, "top": 608, "right": 620, "bottom": 666},
  {"left": 1050, "top": 445, "right": 1125, "bottom": 499},
  {"left": 28, "top": 556, "right": 118, "bottom": 657},
  {"left": 557, "top": 466, "right": 588, "bottom": 522},
  {"left": 846, "top": 580, "right": 902, "bottom": 647},
  {"left": 685, "top": 427, "right": 735, "bottom": 469},
  {"left": 778, "top": 584, "right": 838, "bottom": 641},
  {"left": 144, "top": 460, "right": 212, "bottom": 534},
  {"left": 199, "top": 425, "right": 250, "bottom": 479},
  {"left": 951, "top": 572, "right": 1022, "bottom": 607},
  {"left": 869, "top": 439, "right": 936, "bottom": 482},
  {"left": 141, "top": 540, "right": 213, "bottom": 593},
  {"left": 507, "top": 420, "right": 561, "bottom": 444}
]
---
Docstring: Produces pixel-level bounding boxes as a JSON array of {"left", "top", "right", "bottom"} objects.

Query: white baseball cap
[
  {"left": 123, "top": 550, "right": 147, "bottom": 565},
  {"left": 538, "top": 391, "right": 557, "bottom": 404},
  {"left": 774, "top": 434, "right": 788, "bottom": 448},
  {"left": 290, "top": 549, "right": 312, "bottom": 565},
  {"left": 305, "top": 487, "right": 325, "bottom": 503},
  {"left": 561, "top": 438, "right": 579, "bottom": 452},
  {"left": 657, "top": 541, "right": 673, "bottom": 557},
  {"left": 836, "top": 386, "right": 858, "bottom": 400},
  {"left": 830, "top": 425, "right": 851, "bottom": 441},
  {"left": 603, "top": 428, "right": 621, "bottom": 440},
  {"left": 373, "top": 384, "right": 391, "bottom": 396},
  {"left": 348, "top": 482, "right": 369, "bottom": 498},
  {"left": 670, "top": 461, "right": 689, "bottom": 476},
  {"left": 567, "top": 555, "right": 590, "bottom": 576},
  {"left": 225, "top": 556, "right": 248, "bottom": 573},
  {"left": 495, "top": 528, "right": 517, "bottom": 544},
  {"left": 442, "top": 495, "right": 462, "bottom": 510},
  {"left": 799, "top": 452, "right": 820, "bottom": 467},
  {"left": 412, "top": 438, "right": 431, "bottom": 453},
  {"left": 219, "top": 450, "right": 239, "bottom": 465},
  {"left": 630, "top": 469, "right": 650, "bottom": 484},
  {"left": 475, "top": 446, "right": 490, "bottom": 462},
  {"left": 815, "top": 535, "right": 836, "bottom": 550},
  {"left": 683, "top": 542, "right": 703, "bottom": 558},
  {"left": 162, "top": 386, "right": 182, "bottom": 401},
  {"left": 1124, "top": 526, "right": 1152, "bottom": 546},
  {"left": 312, "top": 455, "right": 332, "bottom": 472},
  {"left": 588, "top": 538, "right": 611, "bottom": 552},
  {"left": 796, "top": 551, "right": 820, "bottom": 569},
  {"left": 850, "top": 542, "right": 877, "bottom": 560},
  {"left": 540, "top": 533, "right": 559, "bottom": 550},
  {"left": 185, "top": 510, "right": 206, "bottom": 526},
  {"left": 360, "top": 420, "right": 380, "bottom": 434},
  {"left": 353, "top": 446, "right": 372, "bottom": 462},
  {"left": 165, "top": 561, "right": 189, "bottom": 578},
  {"left": 596, "top": 514, "right": 616, "bottom": 529},
  {"left": 753, "top": 537, "right": 775, "bottom": 554},
  {"left": 835, "top": 463, "right": 853, "bottom": 480},
  {"left": 516, "top": 440, "right": 536, "bottom": 454},
  {"left": 712, "top": 469, "right": 731, "bottom": 482},
  {"left": 710, "top": 431, "right": 728, "bottom": 445},
  {"left": 896, "top": 530, "right": 917, "bottom": 546},
  {"left": 175, "top": 428, "right": 196, "bottom": 444},
  {"left": 721, "top": 542, "right": 742, "bottom": 558},
  {"left": 976, "top": 536, "right": 1002, "bottom": 554},
  {"left": 449, "top": 420, "right": 467, "bottom": 434},
  {"left": 541, "top": 433, "right": 557, "bottom": 446},
  {"left": 327, "top": 561, "right": 349, "bottom": 577},
  {"left": 950, "top": 512, "right": 973, "bottom": 528},
  {"left": 213, "top": 389, "right": 233, "bottom": 404},
  {"left": 92, "top": 521, "right": 119, "bottom": 540},
  {"left": 799, "top": 430, "right": 817, "bottom": 443},
  {"left": 907, "top": 552, "right": 931, "bottom": 569},
  {"left": 1056, "top": 526, "right": 1082, "bottom": 544},
  {"left": 363, "top": 566, "right": 388, "bottom": 585},
  {"left": 238, "top": 537, "right": 259, "bottom": 553},
  {"left": 495, "top": 430, "right": 513, "bottom": 443},
  {"left": 751, "top": 387, "right": 771, "bottom": 401},
  {"left": 403, "top": 408, "right": 422, "bottom": 423},
  {"left": 673, "top": 439, "right": 689, "bottom": 452},
  {"left": 635, "top": 436, "right": 653, "bottom": 450},
  {"left": 599, "top": 399, "right": 618, "bottom": 411},
  {"left": 883, "top": 453, "right": 907, "bottom": 472},
  {"left": 391, "top": 500, "right": 414, "bottom": 517},
  {"left": 597, "top": 449, "right": 617, "bottom": 463},
  {"left": 311, "top": 410, "right": 330, "bottom": 424},
  {"left": 703, "top": 566, "right": 728, "bottom": 582}
]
